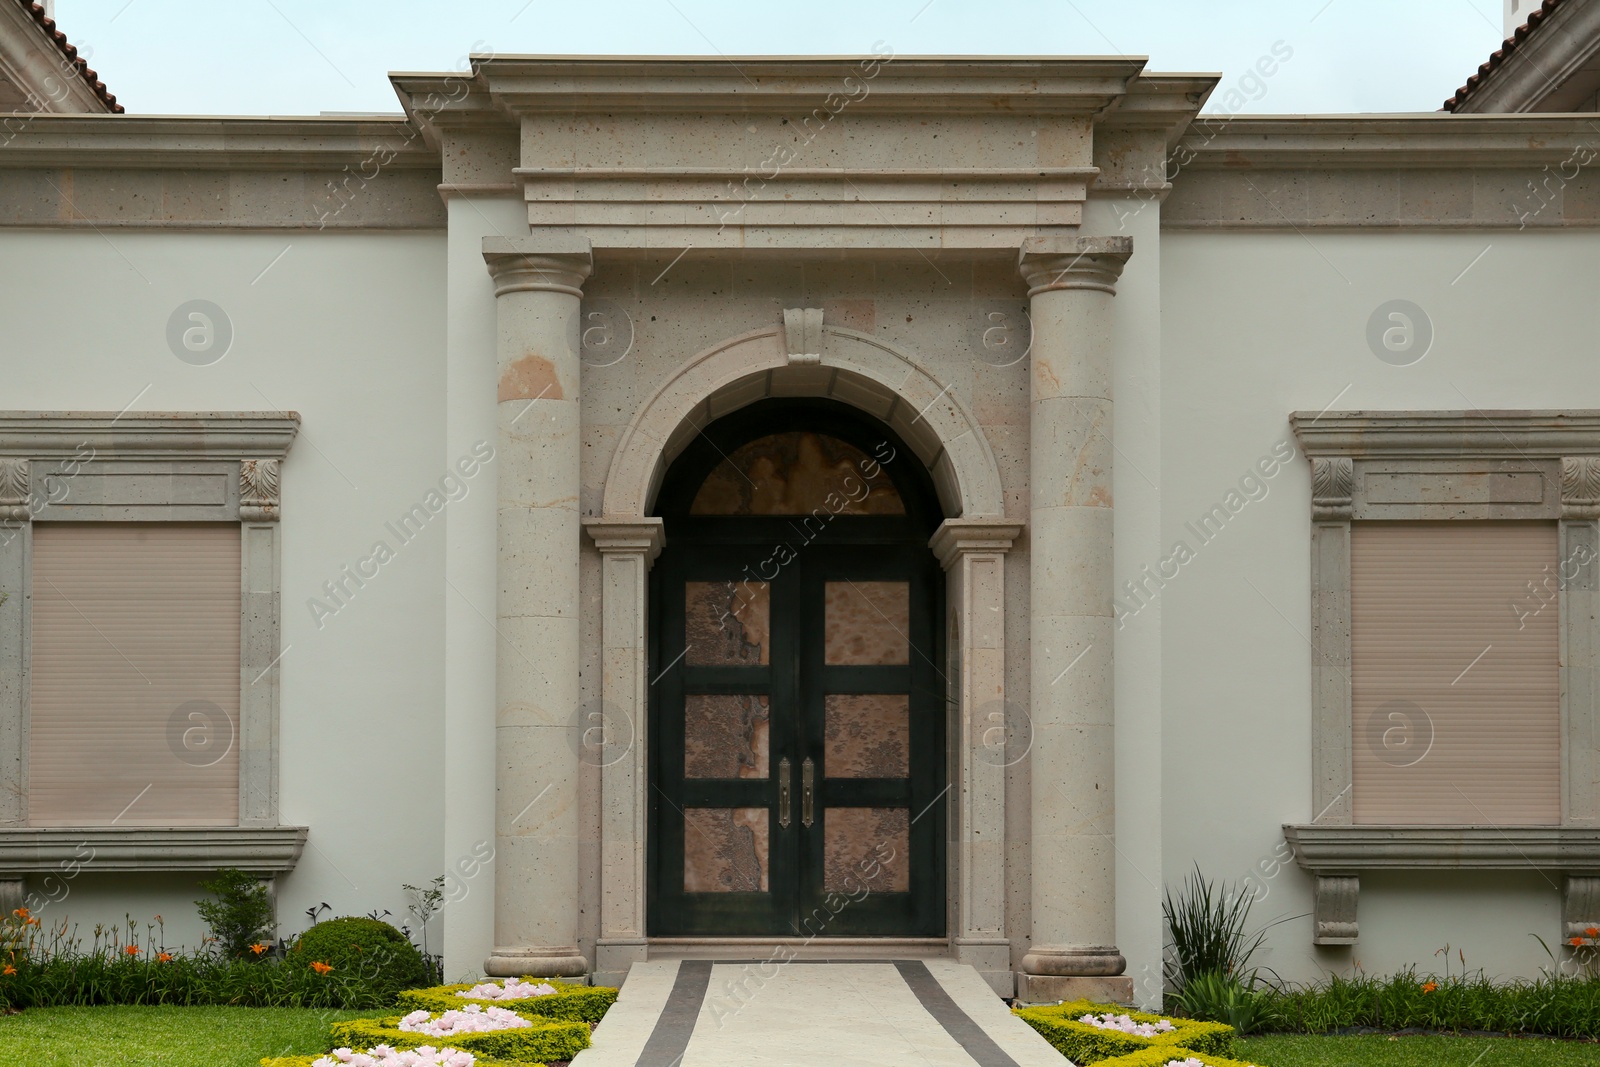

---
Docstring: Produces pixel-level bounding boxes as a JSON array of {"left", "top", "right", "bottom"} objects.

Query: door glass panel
[
  {"left": 824, "top": 807, "right": 910, "bottom": 893},
  {"left": 685, "top": 694, "right": 770, "bottom": 779},
  {"left": 824, "top": 581, "right": 909, "bottom": 665},
  {"left": 685, "top": 581, "right": 769, "bottom": 665},
  {"left": 684, "top": 808, "right": 770, "bottom": 892},
  {"left": 690, "top": 432, "right": 903, "bottom": 515},
  {"left": 824, "top": 694, "right": 909, "bottom": 778}
]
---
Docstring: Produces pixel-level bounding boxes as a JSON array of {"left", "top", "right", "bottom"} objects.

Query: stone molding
[
  {"left": 1018, "top": 235, "right": 1133, "bottom": 296},
  {"left": 1450, "top": 0, "right": 1600, "bottom": 113},
  {"left": 0, "top": 826, "right": 308, "bottom": 873},
  {"left": 928, "top": 519, "right": 1024, "bottom": 571},
  {"left": 0, "top": 412, "right": 301, "bottom": 459},
  {"left": 1284, "top": 824, "right": 1600, "bottom": 870},
  {"left": 598, "top": 324, "right": 1005, "bottom": 521},
  {"left": 481, "top": 236, "right": 593, "bottom": 297},
  {"left": 1291, "top": 411, "right": 1600, "bottom": 459},
  {"left": 583, "top": 516, "right": 665, "bottom": 562},
  {"left": 1564, "top": 457, "right": 1600, "bottom": 520},
  {"left": 1309, "top": 457, "right": 1353, "bottom": 521},
  {"left": 0, "top": 458, "right": 27, "bottom": 521}
]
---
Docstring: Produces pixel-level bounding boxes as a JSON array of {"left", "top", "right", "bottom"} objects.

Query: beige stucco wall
[
  {"left": 0, "top": 229, "right": 452, "bottom": 958},
  {"left": 1160, "top": 228, "right": 1600, "bottom": 981}
]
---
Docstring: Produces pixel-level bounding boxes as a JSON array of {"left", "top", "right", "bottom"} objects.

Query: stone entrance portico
[{"left": 398, "top": 55, "right": 1209, "bottom": 999}]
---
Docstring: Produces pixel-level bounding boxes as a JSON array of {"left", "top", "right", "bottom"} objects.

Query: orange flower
[
  {"left": 1572, "top": 937, "right": 1587, "bottom": 947},
  {"left": 1420, "top": 981, "right": 1437, "bottom": 993},
  {"left": 157, "top": 952, "right": 173, "bottom": 963},
  {"left": 310, "top": 960, "right": 333, "bottom": 975},
  {"left": 250, "top": 942, "right": 269, "bottom": 956},
  {"left": 11, "top": 908, "right": 27, "bottom": 920},
  {"left": 2, "top": 965, "right": 15, "bottom": 976},
  {"left": 1588, "top": 927, "right": 1599, "bottom": 938},
  {"left": 124, "top": 945, "right": 141, "bottom": 956}
]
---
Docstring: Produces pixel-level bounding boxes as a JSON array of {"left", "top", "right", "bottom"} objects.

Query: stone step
[{"left": 571, "top": 958, "right": 1068, "bottom": 1067}]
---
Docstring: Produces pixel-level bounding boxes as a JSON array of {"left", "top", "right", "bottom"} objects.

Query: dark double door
[{"left": 648, "top": 538, "right": 945, "bottom": 937}]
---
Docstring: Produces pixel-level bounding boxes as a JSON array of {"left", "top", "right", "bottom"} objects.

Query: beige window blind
[
  {"left": 29, "top": 523, "right": 241, "bottom": 826},
  {"left": 1351, "top": 521, "right": 1560, "bottom": 826}
]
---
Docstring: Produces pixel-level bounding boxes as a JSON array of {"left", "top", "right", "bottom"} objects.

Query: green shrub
[
  {"left": 328, "top": 1016, "right": 590, "bottom": 1064},
  {"left": 1163, "top": 865, "right": 1270, "bottom": 989},
  {"left": 394, "top": 979, "right": 617, "bottom": 1024},
  {"left": 1091, "top": 1047, "right": 1265, "bottom": 1067},
  {"left": 1012, "top": 999, "right": 1236, "bottom": 1064},
  {"left": 196, "top": 868, "right": 275, "bottom": 959},
  {"left": 289, "top": 917, "right": 428, "bottom": 996},
  {"left": 1173, "top": 971, "right": 1283, "bottom": 1035}
]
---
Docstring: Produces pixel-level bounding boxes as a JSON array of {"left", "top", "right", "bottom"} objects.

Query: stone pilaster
[
  {"left": 931, "top": 518, "right": 1024, "bottom": 997},
  {"left": 583, "top": 517, "right": 664, "bottom": 987},
  {"left": 482, "top": 237, "right": 592, "bottom": 979},
  {"left": 1017, "top": 235, "right": 1131, "bottom": 997}
]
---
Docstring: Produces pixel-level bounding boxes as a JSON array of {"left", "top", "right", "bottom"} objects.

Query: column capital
[
  {"left": 1018, "top": 235, "right": 1132, "bottom": 296},
  {"left": 584, "top": 516, "right": 665, "bottom": 563},
  {"left": 482, "top": 236, "right": 593, "bottom": 298},
  {"left": 929, "top": 517, "right": 1024, "bottom": 570}
]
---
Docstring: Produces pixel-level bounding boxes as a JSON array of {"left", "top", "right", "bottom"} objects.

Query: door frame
[{"left": 583, "top": 326, "right": 1019, "bottom": 989}]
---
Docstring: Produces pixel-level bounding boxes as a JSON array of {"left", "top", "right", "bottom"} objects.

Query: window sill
[
  {"left": 1283, "top": 824, "right": 1600, "bottom": 945},
  {"left": 0, "top": 826, "right": 308, "bottom": 873}
]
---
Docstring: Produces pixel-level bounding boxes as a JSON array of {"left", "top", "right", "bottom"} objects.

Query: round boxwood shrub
[{"left": 289, "top": 916, "right": 428, "bottom": 993}]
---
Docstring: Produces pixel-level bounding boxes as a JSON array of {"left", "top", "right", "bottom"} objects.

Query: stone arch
[{"left": 599, "top": 324, "right": 1005, "bottom": 520}]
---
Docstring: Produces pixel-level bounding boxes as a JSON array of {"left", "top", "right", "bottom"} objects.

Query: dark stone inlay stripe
[
  {"left": 635, "top": 959, "right": 713, "bottom": 1067},
  {"left": 894, "top": 960, "right": 1022, "bottom": 1067}
]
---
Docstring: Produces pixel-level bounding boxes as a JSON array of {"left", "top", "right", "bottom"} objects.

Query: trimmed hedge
[
  {"left": 262, "top": 1056, "right": 533, "bottom": 1067},
  {"left": 1012, "top": 1000, "right": 1236, "bottom": 1064},
  {"left": 289, "top": 917, "right": 429, "bottom": 996},
  {"left": 1091, "top": 1047, "right": 1265, "bottom": 1067},
  {"left": 394, "top": 980, "right": 617, "bottom": 1024},
  {"left": 328, "top": 1016, "right": 590, "bottom": 1065}
]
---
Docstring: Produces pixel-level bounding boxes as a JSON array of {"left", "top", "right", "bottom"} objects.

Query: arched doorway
[{"left": 647, "top": 397, "right": 947, "bottom": 938}]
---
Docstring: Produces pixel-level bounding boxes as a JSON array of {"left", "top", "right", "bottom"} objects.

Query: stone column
[
  {"left": 931, "top": 518, "right": 1024, "bottom": 997},
  {"left": 482, "top": 237, "right": 592, "bottom": 979},
  {"left": 582, "top": 517, "right": 663, "bottom": 987},
  {"left": 1017, "top": 234, "right": 1132, "bottom": 1003}
]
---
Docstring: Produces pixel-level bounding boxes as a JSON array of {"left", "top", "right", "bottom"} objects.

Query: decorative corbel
[
  {"left": 1310, "top": 457, "right": 1354, "bottom": 521},
  {"left": 1312, "top": 874, "right": 1359, "bottom": 945},
  {"left": 1565, "top": 875, "right": 1600, "bottom": 944},
  {"left": 0, "top": 459, "right": 28, "bottom": 522},
  {"left": 1562, "top": 457, "right": 1600, "bottom": 520},
  {"left": 783, "top": 307, "right": 824, "bottom": 365},
  {"left": 240, "top": 459, "right": 281, "bottom": 522}
]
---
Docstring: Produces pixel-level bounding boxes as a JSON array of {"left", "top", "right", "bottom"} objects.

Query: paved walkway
[{"left": 570, "top": 960, "right": 1067, "bottom": 1067}]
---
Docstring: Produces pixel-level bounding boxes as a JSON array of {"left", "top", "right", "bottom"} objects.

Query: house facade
[{"left": 2, "top": 7, "right": 1600, "bottom": 1007}]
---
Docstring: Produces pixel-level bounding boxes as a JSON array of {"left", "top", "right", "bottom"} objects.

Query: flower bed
[
  {"left": 394, "top": 978, "right": 616, "bottom": 1025},
  {"left": 1090, "top": 1049, "right": 1265, "bottom": 1067},
  {"left": 399, "top": 1005, "right": 531, "bottom": 1037},
  {"left": 1012, "top": 1000, "right": 1236, "bottom": 1064},
  {"left": 328, "top": 1015, "right": 588, "bottom": 1066},
  {"left": 261, "top": 1049, "right": 530, "bottom": 1067},
  {"left": 455, "top": 979, "right": 557, "bottom": 1001}
]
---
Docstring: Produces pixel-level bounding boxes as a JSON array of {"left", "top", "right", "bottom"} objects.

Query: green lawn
[
  {"left": 1239, "top": 1033, "right": 1600, "bottom": 1066},
  {"left": 0, "top": 1005, "right": 381, "bottom": 1066}
]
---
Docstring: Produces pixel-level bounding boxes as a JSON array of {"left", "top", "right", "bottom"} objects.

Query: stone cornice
[
  {"left": 0, "top": 115, "right": 440, "bottom": 170},
  {"left": 0, "top": 826, "right": 308, "bottom": 873},
  {"left": 1451, "top": 0, "right": 1600, "bottom": 114},
  {"left": 1290, "top": 411, "right": 1600, "bottom": 459},
  {"left": 1173, "top": 114, "right": 1600, "bottom": 170},
  {"left": 929, "top": 519, "right": 1024, "bottom": 570},
  {"left": 1285, "top": 824, "right": 1600, "bottom": 872},
  {"left": 0, "top": 412, "right": 301, "bottom": 460}
]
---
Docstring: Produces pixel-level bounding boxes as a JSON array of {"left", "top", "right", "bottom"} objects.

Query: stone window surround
[
  {"left": 0, "top": 412, "right": 308, "bottom": 890},
  {"left": 1286, "top": 410, "right": 1600, "bottom": 946}
]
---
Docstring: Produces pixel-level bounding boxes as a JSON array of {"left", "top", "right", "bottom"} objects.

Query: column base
[
  {"left": 1020, "top": 944, "right": 1126, "bottom": 976},
  {"left": 954, "top": 937, "right": 1013, "bottom": 997},
  {"left": 1015, "top": 973, "right": 1134, "bottom": 1006},
  {"left": 485, "top": 945, "right": 589, "bottom": 979},
  {"left": 594, "top": 937, "right": 649, "bottom": 988}
]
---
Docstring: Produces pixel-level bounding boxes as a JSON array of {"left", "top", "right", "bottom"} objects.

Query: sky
[{"left": 56, "top": 0, "right": 1509, "bottom": 117}]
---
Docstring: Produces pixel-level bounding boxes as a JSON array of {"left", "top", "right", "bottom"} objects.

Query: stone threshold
[{"left": 645, "top": 937, "right": 949, "bottom": 961}]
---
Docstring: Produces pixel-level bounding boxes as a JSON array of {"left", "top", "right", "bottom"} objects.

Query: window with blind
[
  {"left": 29, "top": 523, "right": 241, "bottom": 827},
  {"left": 1350, "top": 521, "right": 1561, "bottom": 826}
]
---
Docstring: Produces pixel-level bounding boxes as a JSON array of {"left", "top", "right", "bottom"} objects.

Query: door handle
[
  {"left": 801, "top": 757, "right": 815, "bottom": 828},
  {"left": 779, "top": 757, "right": 792, "bottom": 829}
]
